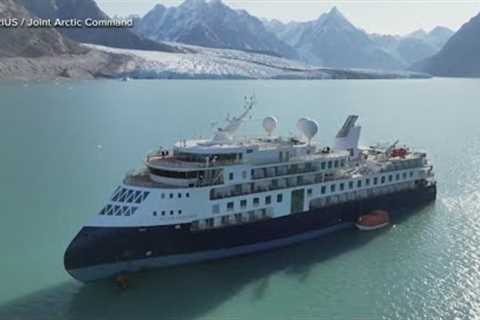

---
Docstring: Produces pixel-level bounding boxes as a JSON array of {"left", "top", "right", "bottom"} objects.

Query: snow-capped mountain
[
  {"left": 264, "top": 7, "right": 404, "bottom": 70},
  {"left": 136, "top": 0, "right": 297, "bottom": 59}
]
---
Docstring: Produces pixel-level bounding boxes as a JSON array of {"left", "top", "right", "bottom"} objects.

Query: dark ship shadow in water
[{"left": 0, "top": 204, "right": 434, "bottom": 320}]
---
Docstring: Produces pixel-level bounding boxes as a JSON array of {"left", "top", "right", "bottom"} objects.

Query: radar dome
[
  {"left": 299, "top": 119, "right": 319, "bottom": 143},
  {"left": 262, "top": 116, "right": 278, "bottom": 136}
]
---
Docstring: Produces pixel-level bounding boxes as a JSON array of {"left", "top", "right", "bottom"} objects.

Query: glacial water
[{"left": 0, "top": 78, "right": 479, "bottom": 320}]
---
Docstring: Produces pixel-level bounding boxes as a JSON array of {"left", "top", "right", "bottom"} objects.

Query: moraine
[{"left": 64, "top": 96, "right": 437, "bottom": 282}]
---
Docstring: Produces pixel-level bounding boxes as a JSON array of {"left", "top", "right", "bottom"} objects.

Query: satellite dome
[
  {"left": 263, "top": 116, "right": 278, "bottom": 136},
  {"left": 298, "top": 118, "right": 318, "bottom": 143}
]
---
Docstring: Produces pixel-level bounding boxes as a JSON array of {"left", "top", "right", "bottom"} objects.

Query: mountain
[
  {"left": 369, "top": 27, "right": 453, "bottom": 66},
  {"left": 19, "top": 0, "right": 177, "bottom": 52},
  {"left": 413, "top": 12, "right": 480, "bottom": 77},
  {"left": 0, "top": 0, "right": 83, "bottom": 57},
  {"left": 407, "top": 26, "right": 454, "bottom": 48},
  {"left": 265, "top": 7, "right": 404, "bottom": 70},
  {"left": 136, "top": 0, "right": 297, "bottom": 59}
]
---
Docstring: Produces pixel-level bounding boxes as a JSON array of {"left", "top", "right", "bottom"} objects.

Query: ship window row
[
  {"left": 153, "top": 209, "right": 183, "bottom": 216},
  {"left": 319, "top": 171, "right": 416, "bottom": 195},
  {"left": 99, "top": 205, "right": 138, "bottom": 216},
  {"left": 251, "top": 160, "right": 345, "bottom": 180},
  {"left": 192, "top": 208, "right": 272, "bottom": 231},
  {"left": 111, "top": 188, "right": 149, "bottom": 204},
  {"left": 213, "top": 194, "right": 282, "bottom": 214},
  {"left": 161, "top": 192, "right": 190, "bottom": 199}
]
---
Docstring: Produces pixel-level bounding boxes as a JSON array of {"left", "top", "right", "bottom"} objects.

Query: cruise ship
[{"left": 64, "top": 97, "right": 436, "bottom": 282}]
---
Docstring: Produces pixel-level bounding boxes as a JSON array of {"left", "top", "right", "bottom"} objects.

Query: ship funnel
[{"left": 335, "top": 115, "right": 361, "bottom": 158}]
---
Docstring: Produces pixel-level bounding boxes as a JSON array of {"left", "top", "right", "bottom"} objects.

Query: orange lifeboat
[{"left": 356, "top": 210, "right": 390, "bottom": 231}]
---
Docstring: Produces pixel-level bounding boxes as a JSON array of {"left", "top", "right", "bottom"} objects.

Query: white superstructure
[{"left": 89, "top": 98, "right": 435, "bottom": 230}]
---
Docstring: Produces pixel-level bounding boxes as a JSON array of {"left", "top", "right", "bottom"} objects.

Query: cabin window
[
  {"left": 178, "top": 210, "right": 182, "bottom": 215},
  {"left": 212, "top": 204, "right": 220, "bottom": 214},
  {"left": 321, "top": 186, "right": 326, "bottom": 194},
  {"left": 328, "top": 161, "right": 333, "bottom": 169},
  {"left": 253, "top": 198, "right": 260, "bottom": 206},
  {"left": 242, "top": 171, "right": 247, "bottom": 179},
  {"left": 153, "top": 211, "right": 157, "bottom": 216},
  {"left": 410, "top": 171, "right": 414, "bottom": 177},
  {"left": 178, "top": 193, "right": 182, "bottom": 198},
  {"left": 239, "top": 199, "right": 247, "bottom": 208},
  {"left": 247, "top": 149, "right": 253, "bottom": 153},
  {"left": 381, "top": 176, "right": 386, "bottom": 184},
  {"left": 265, "top": 195, "right": 272, "bottom": 204},
  {"left": 170, "top": 210, "right": 174, "bottom": 215},
  {"left": 349, "top": 181, "right": 354, "bottom": 189},
  {"left": 321, "top": 162, "right": 326, "bottom": 170},
  {"left": 170, "top": 193, "right": 173, "bottom": 199},
  {"left": 131, "top": 207, "right": 138, "bottom": 215},
  {"left": 366, "top": 178, "right": 370, "bottom": 186},
  {"left": 186, "top": 193, "right": 190, "bottom": 198},
  {"left": 403, "top": 172, "right": 407, "bottom": 179},
  {"left": 229, "top": 173, "right": 234, "bottom": 180},
  {"left": 396, "top": 174, "right": 400, "bottom": 181},
  {"left": 340, "top": 159, "right": 346, "bottom": 167},
  {"left": 357, "top": 180, "right": 362, "bottom": 188},
  {"left": 334, "top": 160, "right": 339, "bottom": 168},
  {"left": 307, "top": 189, "right": 313, "bottom": 196},
  {"left": 227, "top": 202, "right": 234, "bottom": 211},
  {"left": 330, "top": 184, "right": 336, "bottom": 192},
  {"left": 373, "top": 177, "right": 378, "bottom": 185},
  {"left": 161, "top": 211, "right": 166, "bottom": 216},
  {"left": 161, "top": 193, "right": 165, "bottom": 199},
  {"left": 277, "top": 194, "right": 283, "bottom": 203},
  {"left": 389, "top": 175, "right": 393, "bottom": 182},
  {"left": 248, "top": 211, "right": 256, "bottom": 221},
  {"left": 339, "top": 183, "right": 345, "bottom": 191},
  {"left": 235, "top": 213, "right": 242, "bottom": 222}
]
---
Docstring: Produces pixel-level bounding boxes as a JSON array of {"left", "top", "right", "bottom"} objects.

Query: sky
[{"left": 97, "top": 0, "right": 480, "bottom": 35}]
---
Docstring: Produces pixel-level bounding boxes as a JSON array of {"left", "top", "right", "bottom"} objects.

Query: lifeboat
[{"left": 356, "top": 210, "right": 390, "bottom": 231}]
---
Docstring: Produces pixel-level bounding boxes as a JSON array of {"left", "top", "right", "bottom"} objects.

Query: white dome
[
  {"left": 299, "top": 119, "right": 319, "bottom": 142},
  {"left": 262, "top": 116, "right": 278, "bottom": 136}
]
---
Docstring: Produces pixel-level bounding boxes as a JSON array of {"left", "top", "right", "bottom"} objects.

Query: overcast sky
[{"left": 97, "top": 0, "right": 480, "bottom": 35}]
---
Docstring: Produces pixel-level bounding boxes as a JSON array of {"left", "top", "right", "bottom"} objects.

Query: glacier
[{"left": 89, "top": 43, "right": 432, "bottom": 80}]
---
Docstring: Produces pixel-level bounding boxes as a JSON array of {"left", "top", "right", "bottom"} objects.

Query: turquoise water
[{"left": 0, "top": 79, "right": 479, "bottom": 319}]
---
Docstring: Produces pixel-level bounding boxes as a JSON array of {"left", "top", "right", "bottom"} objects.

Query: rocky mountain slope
[
  {"left": 413, "top": 12, "right": 480, "bottom": 77},
  {"left": 19, "top": 0, "right": 177, "bottom": 52}
]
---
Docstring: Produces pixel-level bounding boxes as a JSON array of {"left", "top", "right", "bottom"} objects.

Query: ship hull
[{"left": 65, "top": 184, "right": 436, "bottom": 282}]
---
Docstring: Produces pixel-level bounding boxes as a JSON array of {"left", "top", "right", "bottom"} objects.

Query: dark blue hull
[{"left": 64, "top": 184, "right": 436, "bottom": 282}]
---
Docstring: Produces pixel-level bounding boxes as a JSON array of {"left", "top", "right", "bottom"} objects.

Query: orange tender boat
[{"left": 356, "top": 210, "right": 390, "bottom": 231}]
